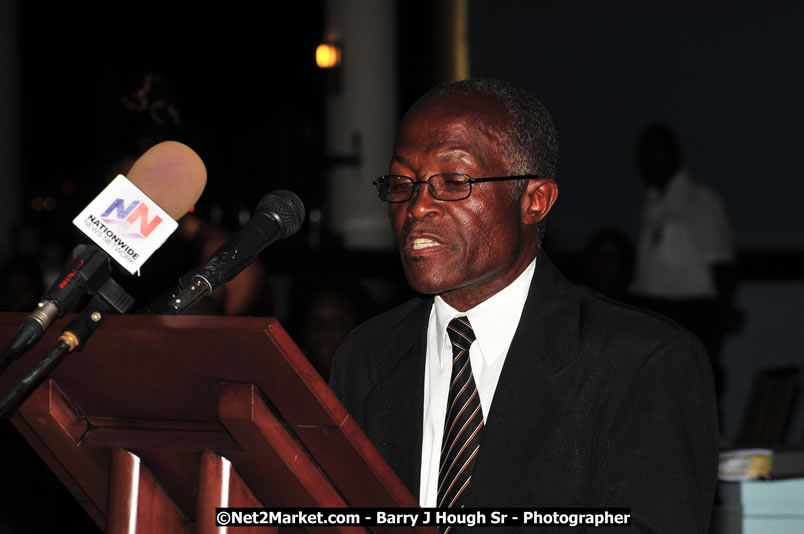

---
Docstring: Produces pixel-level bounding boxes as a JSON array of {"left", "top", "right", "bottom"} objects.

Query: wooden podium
[{"left": 0, "top": 313, "right": 432, "bottom": 533}]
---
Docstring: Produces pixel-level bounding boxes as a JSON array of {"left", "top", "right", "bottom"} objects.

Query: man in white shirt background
[{"left": 631, "top": 124, "right": 740, "bottom": 399}]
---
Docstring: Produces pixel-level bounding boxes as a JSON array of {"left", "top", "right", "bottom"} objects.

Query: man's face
[{"left": 389, "top": 94, "right": 539, "bottom": 311}]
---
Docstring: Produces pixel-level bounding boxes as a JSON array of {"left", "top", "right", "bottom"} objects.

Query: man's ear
[{"left": 521, "top": 177, "right": 558, "bottom": 225}]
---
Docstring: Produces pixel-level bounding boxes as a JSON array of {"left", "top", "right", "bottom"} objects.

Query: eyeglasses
[{"left": 373, "top": 173, "right": 539, "bottom": 203}]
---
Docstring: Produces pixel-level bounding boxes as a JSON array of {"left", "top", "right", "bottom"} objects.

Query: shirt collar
[
  {"left": 647, "top": 168, "right": 689, "bottom": 203},
  {"left": 432, "top": 257, "right": 537, "bottom": 368}
]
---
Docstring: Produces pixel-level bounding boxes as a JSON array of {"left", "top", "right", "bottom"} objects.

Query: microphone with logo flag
[
  {"left": 0, "top": 141, "right": 207, "bottom": 372},
  {"left": 0, "top": 141, "right": 207, "bottom": 417}
]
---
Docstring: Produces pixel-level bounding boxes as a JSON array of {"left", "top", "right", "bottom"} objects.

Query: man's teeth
[{"left": 412, "top": 238, "right": 439, "bottom": 250}]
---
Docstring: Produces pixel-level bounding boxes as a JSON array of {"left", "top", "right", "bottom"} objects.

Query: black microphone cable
[
  {"left": 0, "top": 245, "right": 111, "bottom": 374},
  {"left": 0, "top": 275, "right": 135, "bottom": 418}
]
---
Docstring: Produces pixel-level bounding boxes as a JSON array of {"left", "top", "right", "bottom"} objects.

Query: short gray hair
[{"left": 420, "top": 79, "right": 559, "bottom": 198}]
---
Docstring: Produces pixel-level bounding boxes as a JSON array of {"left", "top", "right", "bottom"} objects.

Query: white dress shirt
[
  {"left": 631, "top": 170, "right": 734, "bottom": 298},
  {"left": 418, "top": 258, "right": 536, "bottom": 507}
]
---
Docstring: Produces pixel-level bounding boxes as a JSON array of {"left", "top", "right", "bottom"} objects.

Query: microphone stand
[
  {"left": 0, "top": 245, "right": 112, "bottom": 372},
  {"left": 0, "top": 277, "right": 135, "bottom": 418}
]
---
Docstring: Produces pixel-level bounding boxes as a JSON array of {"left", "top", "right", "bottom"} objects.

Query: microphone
[
  {"left": 123, "top": 140, "right": 207, "bottom": 221},
  {"left": 146, "top": 190, "right": 305, "bottom": 315},
  {"left": 1, "top": 141, "right": 207, "bottom": 366},
  {"left": 2, "top": 245, "right": 110, "bottom": 358}
]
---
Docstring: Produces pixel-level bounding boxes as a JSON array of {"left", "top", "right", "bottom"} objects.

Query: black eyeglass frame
[{"left": 373, "top": 173, "right": 540, "bottom": 203}]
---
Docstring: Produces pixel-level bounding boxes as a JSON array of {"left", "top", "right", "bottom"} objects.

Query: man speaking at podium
[{"left": 330, "top": 79, "right": 718, "bottom": 532}]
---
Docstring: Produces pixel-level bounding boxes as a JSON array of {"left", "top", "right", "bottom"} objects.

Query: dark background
[
  {"left": 470, "top": 1, "right": 804, "bottom": 252},
  {"left": 17, "top": 3, "right": 327, "bottom": 251}
]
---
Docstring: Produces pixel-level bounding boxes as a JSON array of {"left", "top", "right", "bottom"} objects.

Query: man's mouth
[{"left": 411, "top": 237, "right": 441, "bottom": 250}]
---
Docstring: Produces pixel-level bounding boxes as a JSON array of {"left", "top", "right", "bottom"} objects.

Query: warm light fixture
[{"left": 316, "top": 43, "right": 341, "bottom": 69}]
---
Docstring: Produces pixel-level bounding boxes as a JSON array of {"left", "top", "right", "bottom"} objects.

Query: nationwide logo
[
  {"left": 99, "top": 198, "right": 163, "bottom": 238},
  {"left": 74, "top": 174, "right": 178, "bottom": 274}
]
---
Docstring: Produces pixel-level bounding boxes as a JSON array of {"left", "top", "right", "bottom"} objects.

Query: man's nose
[{"left": 407, "top": 181, "right": 441, "bottom": 218}]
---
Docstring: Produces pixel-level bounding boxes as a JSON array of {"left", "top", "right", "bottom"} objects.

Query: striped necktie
[{"left": 438, "top": 316, "right": 483, "bottom": 510}]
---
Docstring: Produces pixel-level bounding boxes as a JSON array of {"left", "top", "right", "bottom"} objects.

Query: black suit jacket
[{"left": 330, "top": 254, "right": 718, "bottom": 533}]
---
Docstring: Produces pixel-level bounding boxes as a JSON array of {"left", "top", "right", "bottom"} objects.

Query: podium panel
[{"left": 0, "top": 313, "right": 433, "bottom": 533}]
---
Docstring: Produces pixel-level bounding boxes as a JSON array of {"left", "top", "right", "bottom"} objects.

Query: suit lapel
[
  {"left": 464, "top": 253, "right": 587, "bottom": 506},
  {"left": 362, "top": 298, "right": 432, "bottom": 498},
  {"left": 359, "top": 254, "right": 586, "bottom": 504}
]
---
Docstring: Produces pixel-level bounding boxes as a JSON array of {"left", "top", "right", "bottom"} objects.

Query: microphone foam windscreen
[{"left": 127, "top": 141, "right": 207, "bottom": 220}]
